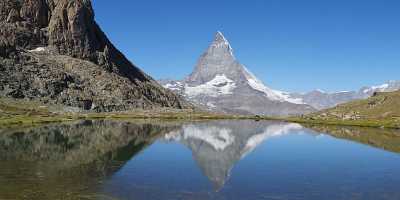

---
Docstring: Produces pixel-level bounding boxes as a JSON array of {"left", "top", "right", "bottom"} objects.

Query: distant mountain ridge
[
  {"left": 160, "top": 32, "right": 315, "bottom": 116},
  {"left": 291, "top": 80, "right": 400, "bottom": 110}
]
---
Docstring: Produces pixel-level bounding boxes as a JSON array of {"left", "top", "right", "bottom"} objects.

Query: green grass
[
  {"left": 0, "top": 98, "right": 277, "bottom": 128},
  {"left": 285, "top": 90, "right": 400, "bottom": 129},
  {"left": 1, "top": 94, "right": 399, "bottom": 129}
]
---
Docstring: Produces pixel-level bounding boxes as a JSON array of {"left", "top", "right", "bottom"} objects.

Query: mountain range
[
  {"left": 161, "top": 32, "right": 400, "bottom": 115},
  {"left": 292, "top": 80, "right": 400, "bottom": 110}
]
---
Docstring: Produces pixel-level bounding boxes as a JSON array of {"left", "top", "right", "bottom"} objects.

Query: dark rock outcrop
[{"left": 0, "top": 0, "right": 187, "bottom": 111}]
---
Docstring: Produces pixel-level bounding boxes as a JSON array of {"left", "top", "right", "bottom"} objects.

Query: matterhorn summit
[{"left": 161, "top": 32, "right": 315, "bottom": 116}]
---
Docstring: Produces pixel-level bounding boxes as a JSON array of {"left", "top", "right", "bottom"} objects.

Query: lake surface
[{"left": 1, "top": 120, "right": 400, "bottom": 200}]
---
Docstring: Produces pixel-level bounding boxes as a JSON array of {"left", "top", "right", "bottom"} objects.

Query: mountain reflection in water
[
  {"left": 164, "top": 121, "right": 305, "bottom": 190},
  {"left": 0, "top": 120, "right": 400, "bottom": 200}
]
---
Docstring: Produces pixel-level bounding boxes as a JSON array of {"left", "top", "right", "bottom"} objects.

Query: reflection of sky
[
  {"left": 103, "top": 142, "right": 212, "bottom": 199},
  {"left": 102, "top": 122, "right": 400, "bottom": 200}
]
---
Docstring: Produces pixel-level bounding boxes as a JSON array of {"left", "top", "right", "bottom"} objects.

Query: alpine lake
[{"left": 0, "top": 119, "right": 400, "bottom": 200}]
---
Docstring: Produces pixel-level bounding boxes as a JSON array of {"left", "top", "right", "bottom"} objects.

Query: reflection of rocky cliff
[
  {"left": 305, "top": 124, "right": 400, "bottom": 153},
  {"left": 0, "top": 120, "right": 180, "bottom": 200},
  {"left": 165, "top": 120, "right": 304, "bottom": 190},
  {"left": 0, "top": 120, "right": 178, "bottom": 169}
]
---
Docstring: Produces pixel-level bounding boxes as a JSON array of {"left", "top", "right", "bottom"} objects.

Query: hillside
[
  {"left": 293, "top": 90, "right": 400, "bottom": 128},
  {"left": 313, "top": 91, "right": 400, "bottom": 120}
]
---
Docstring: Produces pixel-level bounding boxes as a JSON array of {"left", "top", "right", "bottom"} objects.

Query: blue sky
[{"left": 92, "top": 0, "right": 400, "bottom": 93}]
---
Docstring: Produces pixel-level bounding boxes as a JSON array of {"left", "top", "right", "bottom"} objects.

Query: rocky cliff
[{"left": 0, "top": 0, "right": 186, "bottom": 111}]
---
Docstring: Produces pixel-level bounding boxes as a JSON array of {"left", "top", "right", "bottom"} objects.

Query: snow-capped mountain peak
[
  {"left": 203, "top": 31, "right": 235, "bottom": 59},
  {"left": 160, "top": 32, "right": 316, "bottom": 116},
  {"left": 213, "top": 31, "right": 233, "bottom": 53}
]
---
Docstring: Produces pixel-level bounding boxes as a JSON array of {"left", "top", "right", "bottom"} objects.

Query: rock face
[
  {"left": 291, "top": 81, "right": 400, "bottom": 110},
  {"left": 161, "top": 32, "right": 315, "bottom": 116},
  {"left": 0, "top": 0, "right": 186, "bottom": 111}
]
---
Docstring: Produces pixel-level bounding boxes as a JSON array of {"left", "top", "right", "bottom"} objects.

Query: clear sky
[{"left": 92, "top": 0, "right": 400, "bottom": 93}]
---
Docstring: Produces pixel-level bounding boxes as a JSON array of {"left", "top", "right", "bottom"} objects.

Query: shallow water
[{"left": 0, "top": 120, "right": 400, "bottom": 200}]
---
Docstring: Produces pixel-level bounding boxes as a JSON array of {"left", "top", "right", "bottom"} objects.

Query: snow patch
[
  {"left": 363, "top": 83, "right": 389, "bottom": 93},
  {"left": 164, "top": 81, "right": 183, "bottom": 91},
  {"left": 185, "top": 74, "right": 236, "bottom": 97},
  {"left": 29, "top": 47, "right": 46, "bottom": 52},
  {"left": 242, "top": 66, "right": 304, "bottom": 104},
  {"left": 207, "top": 102, "right": 217, "bottom": 108},
  {"left": 335, "top": 91, "right": 351, "bottom": 93}
]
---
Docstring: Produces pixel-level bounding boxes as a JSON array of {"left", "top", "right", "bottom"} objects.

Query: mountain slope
[
  {"left": 162, "top": 32, "right": 315, "bottom": 116},
  {"left": 0, "top": 0, "right": 186, "bottom": 112},
  {"left": 309, "top": 90, "right": 400, "bottom": 122}
]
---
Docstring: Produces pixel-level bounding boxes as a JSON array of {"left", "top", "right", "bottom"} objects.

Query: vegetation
[
  {"left": 2, "top": 91, "right": 400, "bottom": 129},
  {"left": 0, "top": 98, "right": 274, "bottom": 128},
  {"left": 303, "top": 124, "right": 400, "bottom": 153},
  {"left": 285, "top": 91, "right": 400, "bottom": 129}
]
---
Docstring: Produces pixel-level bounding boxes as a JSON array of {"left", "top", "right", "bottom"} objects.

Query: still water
[{"left": 0, "top": 120, "right": 400, "bottom": 200}]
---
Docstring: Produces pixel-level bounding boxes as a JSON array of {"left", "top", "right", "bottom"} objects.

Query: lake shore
[
  {"left": 0, "top": 98, "right": 272, "bottom": 127},
  {"left": 1, "top": 98, "right": 398, "bottom": 129},
  {"left": 283, "top": 117, "right": 400, "bottom": 129}
]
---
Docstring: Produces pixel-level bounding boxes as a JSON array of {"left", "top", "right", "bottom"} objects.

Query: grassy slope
[{"left": 287, "top": 91, "right": 400, "bottom": 129}]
